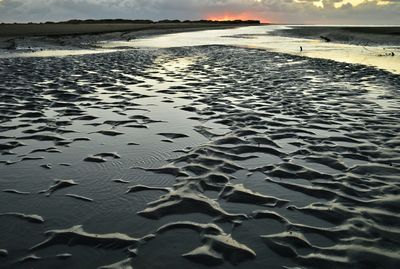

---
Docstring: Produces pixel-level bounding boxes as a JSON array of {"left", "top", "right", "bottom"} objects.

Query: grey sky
[{"left": 0, "top": 0, "right": 399, "bottom": 24}]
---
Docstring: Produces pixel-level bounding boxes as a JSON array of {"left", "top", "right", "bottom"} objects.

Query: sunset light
[
  {"left": 0, "top": 0, "right": 399, "bottom": 268},
  {"left": 206, "top": 11, "right": 268, "bottom": 23}
]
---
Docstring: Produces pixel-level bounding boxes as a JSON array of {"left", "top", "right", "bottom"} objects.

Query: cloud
[{"left": 0, "top": 0, "right": 399, "bottom": 24}]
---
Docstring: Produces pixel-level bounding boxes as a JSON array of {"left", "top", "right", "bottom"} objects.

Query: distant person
[{"left": 300, "top": 46, "right": 303, "bottom": 52}]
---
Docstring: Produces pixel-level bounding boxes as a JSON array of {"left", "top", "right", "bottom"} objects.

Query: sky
[{"left": 0, "top": 0, "right": 399, "bottom": 24}]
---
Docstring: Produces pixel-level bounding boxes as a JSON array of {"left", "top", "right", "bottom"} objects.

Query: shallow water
[
  {"left": 0, "top": 44, "right": 400, "bottom": 269},
  {"left": 2, "top": 25, "right": 399, "bottom": 75},
  {"left": 102, "top": 25, "right": 400, "bottom": 74}
]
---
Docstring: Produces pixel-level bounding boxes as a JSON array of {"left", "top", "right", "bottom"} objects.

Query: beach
[
  {"left": 0, "top": 21, "right": 259, "bottom": 50},
  {"left": 0, "top": 25, "right": 400, "bottom": 269},
  {"left": 273, "top": 26, "right": 400, "bottom": 46}
]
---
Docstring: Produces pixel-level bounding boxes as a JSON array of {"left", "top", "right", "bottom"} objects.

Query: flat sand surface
[
  {"left": 274, "top": 26, "right": 400, "bottom": 46},
  {"left": 0, "top": 22, "right": 257, "bottom": 51},
  {"left": 0, "top": 22, "right": 254, "bottom": 37},
  {"left": 0, "top": 35, "right": 400, "bottom": 268}
]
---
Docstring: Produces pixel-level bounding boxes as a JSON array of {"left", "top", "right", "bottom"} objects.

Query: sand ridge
[{"left": 0, "top": 45, "right": 399, "bottom": 268}]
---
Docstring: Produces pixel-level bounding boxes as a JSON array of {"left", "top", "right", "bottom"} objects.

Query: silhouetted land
[{"left": 0, "top": 19, "right": 261, "bottom": 37}]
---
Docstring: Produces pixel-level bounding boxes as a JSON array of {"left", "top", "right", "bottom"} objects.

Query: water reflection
[{"left": 103, "top": 25, "right": 400, "bottom": 74}]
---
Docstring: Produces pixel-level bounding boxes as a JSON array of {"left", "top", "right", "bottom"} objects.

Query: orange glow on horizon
[{"left": 206, "top": 11, "right": 269, "bottom": 23}]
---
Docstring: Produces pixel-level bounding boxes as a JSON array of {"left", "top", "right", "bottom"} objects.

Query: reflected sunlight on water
[{"left": 103, "top": 25, "right": 400, "bottom": 74}]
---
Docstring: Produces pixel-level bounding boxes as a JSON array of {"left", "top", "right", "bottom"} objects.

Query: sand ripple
[{"left": 0, "top": 46, "right": 399, "bottom": 268}]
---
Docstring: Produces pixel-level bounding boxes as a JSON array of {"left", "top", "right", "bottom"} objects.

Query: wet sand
[
  {"left": 0, "top": 22, "right": 236, "bottom": 37},
  {"left": 274, "top": 26, "right": 400, "bottom": 46},
  {"left": 0, "top": 22, "right": 258, "bottom": 50},
  {"left": 101, "top": 25, "right": 400, "bottom": 74},
  {"left": 0, "top": 42, "right": 400, "bottom": 268}
]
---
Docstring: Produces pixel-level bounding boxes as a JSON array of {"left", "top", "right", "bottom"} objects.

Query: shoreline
[
  {"left": 1, "top": 24, "right": 399, "bottom": 75},
  {"left": 272, "top": 26, "right": 400, "bottom": 47},
  {"left": 0, "top": 22, "right": 260, "bottom": 51}
]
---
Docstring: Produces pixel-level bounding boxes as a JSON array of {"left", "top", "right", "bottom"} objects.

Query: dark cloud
[{"left": 0, "top": 0, "right": 399, "bottom": 24}]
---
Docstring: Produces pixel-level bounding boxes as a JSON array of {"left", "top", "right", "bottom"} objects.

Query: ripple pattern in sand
[{"left": 0, "top": 46, "right": 399, "bottom": 269}]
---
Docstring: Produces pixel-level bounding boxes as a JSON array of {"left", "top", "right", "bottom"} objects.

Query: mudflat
[
  {"left": 274, "top": 26, "right": 400, "bottom": 46},
  {"left": 0, "top": 21, "right": 261, "bottom": 50},
  {"left": 0, "top": 22, "right": 259, "bottom": 38},
  {"left": 0, "top": 42, "right": 399, "bottom": 268}
]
